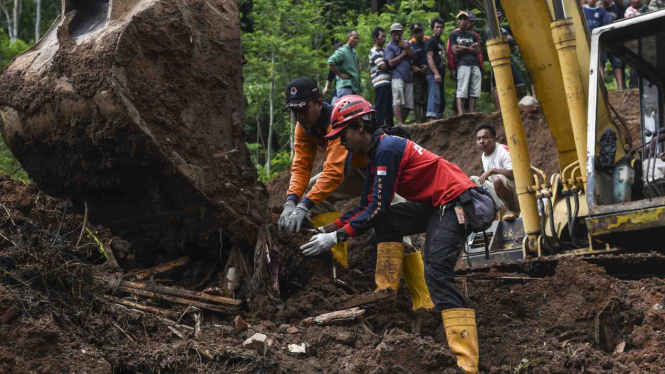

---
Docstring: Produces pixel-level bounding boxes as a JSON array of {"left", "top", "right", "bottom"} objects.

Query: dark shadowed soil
[{"left": 0, "top": 177, "right": 664, "bottom": 373}]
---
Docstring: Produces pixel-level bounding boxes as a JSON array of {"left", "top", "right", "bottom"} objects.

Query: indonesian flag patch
[{"left": 377, "top": 166, "right": 387, "bottom": 176}]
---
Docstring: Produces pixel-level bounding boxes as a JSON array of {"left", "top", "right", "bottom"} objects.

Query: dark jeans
[
  {"left": 413, "top": 72, "right": 428, "bottom": 123},
  {"left": 426, "top": 74, "right": 446, "bottom": 119},
  {"left": 374, "top": 84, "right": 394, "bottom": 127},
  {"left": 374, "top": 201, "right": 468, "bottom": 310}
]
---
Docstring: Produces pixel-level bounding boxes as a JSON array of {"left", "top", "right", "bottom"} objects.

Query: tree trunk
[
  {"left": 255, "top": 111, "right": 261, "bottom": 164},
  {"left": 267, "top": 54, "right": 275, "bottom": 178},
  {"left": 34, "top": 0, "right": 41, "bottom": 41},
  {"left": 11, "top": 0, "right": 20, "bottom": 43},
  {"left": 371, "top": 0, "right": 379, "bottom": 12}
]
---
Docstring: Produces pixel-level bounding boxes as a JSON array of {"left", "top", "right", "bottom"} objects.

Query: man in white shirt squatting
[{"left": 471, "top": 123, "right": 520, "bottom": 221}]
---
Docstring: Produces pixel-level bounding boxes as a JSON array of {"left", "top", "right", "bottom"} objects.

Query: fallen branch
[
  {"left": 132, "top": 257, "right": 190, "bottom": 280},
  {"left": 114, "top": 279, "right": 241, "bottom": 306},
  {"left": 168, "top": 325, "right": 187, "bottom": 340},
  {"left": 111, "top": 321, "right": 135, "bottom": 342},
  {"left": 116, "top": 286, "right": 234, "bottom": 314},
  {"left": 158, "top": 317, "right": 194, "bottom": 331},
  {"left": 74, "top": 202, "right": 88, "bottom": 249},
  {"left": 303, "top": 307, "right": 365, "bottom": 325},
  {"left": 193, "top": 311, "right": 202, "bottom": 339},
  {"left": 105, "top": 295, "right": 178, "bottom": 317}
]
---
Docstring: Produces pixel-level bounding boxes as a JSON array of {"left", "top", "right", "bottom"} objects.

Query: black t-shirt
[
  {"left": 449, "top": 30, "right": 479, "bottom": 68},
  {"left": 424, "top": 36, "right": 445, "bottom": 75},
  {"left": 410, "top": 39, "right": 429, "bottom": 70}
]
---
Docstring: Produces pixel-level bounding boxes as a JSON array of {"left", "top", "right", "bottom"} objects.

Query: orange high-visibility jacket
[{"left": 286, "top": 103, "right": 367, "bottom": 209}]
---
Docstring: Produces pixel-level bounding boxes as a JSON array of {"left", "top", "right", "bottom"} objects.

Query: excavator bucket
[{"left": 0, "top": 0, "right": 267, "bottom": 259}]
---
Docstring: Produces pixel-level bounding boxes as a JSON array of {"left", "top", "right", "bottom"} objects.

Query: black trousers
[
  {"left": 374, "top": 201, "right": 469, "bottom": 310},
  {"left": 374, "top": 84, "right": 394, "bottom": 127}
]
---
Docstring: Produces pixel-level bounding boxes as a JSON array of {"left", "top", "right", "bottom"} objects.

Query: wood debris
[{"left": 304, "top": 307, "right": 365, "bottom": 325}]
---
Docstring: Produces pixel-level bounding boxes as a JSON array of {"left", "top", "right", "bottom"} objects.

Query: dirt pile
[
  {"left": 1, "top": 177, "right": 664, "bottom": 373},
  {"left": 0, "top": 0, "right": 266, "bottom": 262},
  {"left": 408, "top": 104, "right": 559, "bottom": 178}
]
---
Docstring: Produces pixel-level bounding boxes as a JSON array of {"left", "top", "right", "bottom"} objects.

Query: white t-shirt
[{"left": 482, "top": 143, "right": 512, "bottom": 183}]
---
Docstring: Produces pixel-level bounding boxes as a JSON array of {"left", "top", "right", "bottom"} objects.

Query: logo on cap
[{"left": 290, "top": 87, "right": 298, "bottom": 97}]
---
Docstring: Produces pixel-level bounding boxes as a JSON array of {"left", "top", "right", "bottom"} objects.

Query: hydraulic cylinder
[
  {"left": 551, "top": 19, "right": 588, "bottom": 190},
  {"left": 487, "top": 38, "right": 541, "bottom": 254}
]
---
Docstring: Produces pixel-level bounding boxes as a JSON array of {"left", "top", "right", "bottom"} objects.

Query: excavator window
[{"left": 594, "top": 17, "right": 665, "bottom": 203}]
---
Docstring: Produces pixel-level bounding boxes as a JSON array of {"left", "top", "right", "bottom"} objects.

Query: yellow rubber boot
[
  {"left": 311, "top": 212, "right": 348, "bottom": 268},
  {"left": 402, "top": 252, "right": 435, "bottom": 311},
  {"left": 441, "top": 308, "right": 479, "bottom": 374},
  {"left": 375, "top": 242, "right": 404, "bottom": 292}
]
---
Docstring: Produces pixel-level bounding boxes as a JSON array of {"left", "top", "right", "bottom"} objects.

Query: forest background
[{"left": 0, "top": 0, "right": 522, "bottom": 183}]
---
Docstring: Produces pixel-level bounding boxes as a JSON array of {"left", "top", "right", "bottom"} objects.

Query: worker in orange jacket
[{"left": 277, "top": 78, "right": 368, "bottom": 268}]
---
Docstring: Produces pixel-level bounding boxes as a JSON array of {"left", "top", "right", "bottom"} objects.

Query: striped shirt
[{"left": 369, "top": 47, "right": 391, "bottom": 88}]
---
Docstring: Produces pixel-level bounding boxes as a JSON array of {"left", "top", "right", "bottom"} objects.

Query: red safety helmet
[{"left": 325, "top": 95, "right": 376, "bottom": 140}]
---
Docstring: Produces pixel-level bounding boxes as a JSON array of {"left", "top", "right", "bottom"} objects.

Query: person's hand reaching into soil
[
  {"left": 278, "top": 201, "right": 296, "bottom": 232},
  {"left": 301, "top": 232, "right": 337, "bottom": 257},
  {"left": 284, "top": 203, "right": 309, "bottom": 233}
]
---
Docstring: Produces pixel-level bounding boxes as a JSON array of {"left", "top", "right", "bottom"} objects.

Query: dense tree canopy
[{"left": 242, "top": 0, "right": 500, "bottom": 181}]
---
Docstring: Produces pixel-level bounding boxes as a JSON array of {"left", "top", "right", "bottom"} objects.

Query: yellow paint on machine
[
  {"left": 605, "top": 207, "right": 665, "bottom": 231},
  {"left": 501, "top": 0, "right": 579, "bottom": 170},
  {"left": 588, "top": 206, "right": 665, "bottom": 237}
]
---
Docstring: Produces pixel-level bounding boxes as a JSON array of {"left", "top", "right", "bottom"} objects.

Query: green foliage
[
  {"left": 255, "top": 149, "right": 292, "bottom": 183},
  {"left": 0, "top": 132, "right": 28, "bottom": 183},
  {"left": 0, "top": 30, "right": 30, "bottom": 183},
  {"left": 242, "top": 0, "right": 513, "bottom": 181},
  {"left": 0, "top": 30, "right": 29, "bottom": 70}
]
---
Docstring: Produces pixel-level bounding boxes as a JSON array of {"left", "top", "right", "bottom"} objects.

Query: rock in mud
[
  {"left": 243, "top": 333, "right": 269, "bottom": 355},
  {"left": 0, "top": 0, "right": 267, "bottom": 262}
]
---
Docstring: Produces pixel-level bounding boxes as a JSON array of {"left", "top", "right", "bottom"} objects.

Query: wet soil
[{"left": 1, "top": 176, "right": 665, "bottom": 373}]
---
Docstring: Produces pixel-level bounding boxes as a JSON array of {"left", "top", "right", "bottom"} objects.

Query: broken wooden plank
[
  {"left": 340, "top": 290, "right": 393, "bottom": 309},
  {"left": 105, "top": 295, "right": 178, "bottom": 317},
  {"left": 116, "top": 286, "right": 234, "bottom": 314},
  {"left": 111, "top": 321, "right": 135, "bottom": 342},
  {"left": 116, "top": 279, "right": 241, "bottom": 306},
  {"left": 304, "top": 307, "right": 365, "bottom": 325},
  {"left": 132, "top": 256, "right": 190, "bottom": 280},
  {"left": 158, "top": 317, "right": 195, "bottom": 331},
  {"left": 168, "top": 325, "right": 187, "bottom": 340}
]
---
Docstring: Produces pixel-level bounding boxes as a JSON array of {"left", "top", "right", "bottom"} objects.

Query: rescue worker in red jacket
[{"left": 300, "top": 95, "right": 482, "bottom": 374}]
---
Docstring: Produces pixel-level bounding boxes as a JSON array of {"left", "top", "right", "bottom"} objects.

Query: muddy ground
[
  {"left": 1, "top": 172, "right": 664, "bottom": 373},
  {"left": 1, "top": 89, "right": 658, "bottom": 373}
]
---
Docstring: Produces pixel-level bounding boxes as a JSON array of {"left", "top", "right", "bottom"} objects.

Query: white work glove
[
  {"left": 285, "top": 203, "right": 309, "bottom": 234},
  {"left": 278, "top": 201, "right": 296, "bottom": 232},
  {"left": 300, "top": 232, "right": 338, "bottom": 257}
]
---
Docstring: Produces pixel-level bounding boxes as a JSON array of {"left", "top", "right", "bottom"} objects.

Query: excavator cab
[{"left": 586, "top": 11, "right": 665, "bottom": 249}]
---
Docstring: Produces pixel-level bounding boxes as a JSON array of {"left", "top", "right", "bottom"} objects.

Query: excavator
[{"left": 464, "top": 0, "right": 665, "bottom": 268}]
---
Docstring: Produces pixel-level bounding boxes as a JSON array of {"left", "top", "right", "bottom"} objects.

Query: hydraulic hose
[
  {"left": 572, "top": 193, "right": 580, "bottom": 245},
  {"left": 548, "top": 195, "right": 574, "bottom": 250},
  {"left": 564, "top": 192, "right": 574, "bottom": 241},
  {"left": 538, "top": 198, "right": 547, "bottom": 249}
]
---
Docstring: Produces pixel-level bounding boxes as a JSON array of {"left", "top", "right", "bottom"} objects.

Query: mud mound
[
  {"left": 2, "top": 176, "right": 665, "bottom": 373},
  {"left": 0, "top": 0, "right": 267, "bottom": 261},
  {"left": 470, "top": 258, "right": 664, "bottom": 373},
  {"left": 409, "top": 104, "right": 559, "bottom": 179},
  {"left": 0, "top": 288, "right": 111, "bottom": 373}
]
